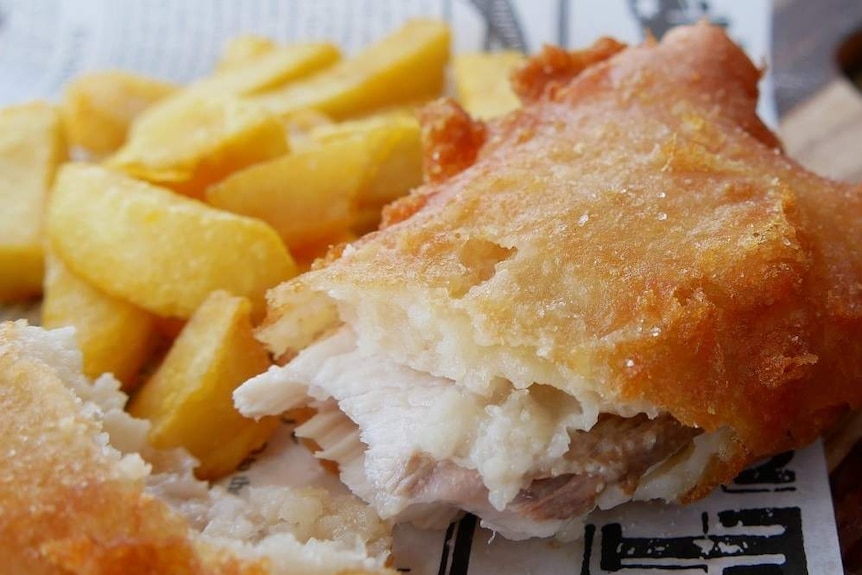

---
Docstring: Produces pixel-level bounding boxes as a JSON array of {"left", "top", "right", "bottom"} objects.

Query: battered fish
[
  {"left": 0, "top": 321, "right": 393, "bottom": 574},
  {"left": 236, "top": 23, "right": 862, "bottom": 539}
]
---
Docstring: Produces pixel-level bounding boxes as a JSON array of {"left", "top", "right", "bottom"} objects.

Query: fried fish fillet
[
  {"left": 0, "top": 320, "right": 394, "bottom": 575},
  {"left": 236, "top": 23, "right": 862, "bottom": 539}
]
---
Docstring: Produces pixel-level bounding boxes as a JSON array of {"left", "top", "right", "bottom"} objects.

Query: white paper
[{"left": 3, "top": 1, "right": 834, "bottom": 572}]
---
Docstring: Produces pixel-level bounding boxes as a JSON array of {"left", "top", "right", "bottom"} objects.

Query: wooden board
[
  {"left": 774, "top": 0, "right": 862, "bottom": 183},
  {"left": 774, "top": 2, "right": 862, "bottom": 570}
]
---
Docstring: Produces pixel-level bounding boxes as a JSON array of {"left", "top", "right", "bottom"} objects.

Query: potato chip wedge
[
  {"left": 61, "top": 71, "right": 177, "bottom": 157},
  {"left": 193, "top": 42, "right": 341, "bottom": 97},
  {"left": 0, "top": 102, "right": 66, "bottom": 302},
  {"left": 41, "top": 253, "right": 156, "bottom": 390},
  {"left": 452, "top": 51, "right": 524, "bottom": 119},
  {"left": 46, "top": 164, "right": 297, "bottom": 319},
  {"left": 216, "top": 35, "right": 279, "bottom": 71},
  {"left": 106, "top": 95, "right": 288, "bottom": 198},
  {"left": 250, "top": 19, "right": 450, "bottom": 120},
  {"left": 207, "top": 138, "right": 370, "bottom": 250},
  {"left": 310, "top": 114, "right": 423, "bottom": 209},
  {"left": 281, "top": 109, "right": 334, "bottom": 152},
  {"left": 129, "top": 290, "right": 279, "bottom": 479}
]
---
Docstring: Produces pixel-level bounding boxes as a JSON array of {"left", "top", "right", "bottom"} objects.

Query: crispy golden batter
[
  {"left": 0, "top": 321, "right": 393, "bottom": 575},
  {"left": 0, "top": 321, "right": 268, "bottom": 575},
  {"left": 418, "top": 98, "right": 487, "bottom": 185},
  {"left": 509, "top": 38, "right": 625, "bottom": 103},
  {"left": 261, "top": 23, "right": 862, "bottom": 499}
]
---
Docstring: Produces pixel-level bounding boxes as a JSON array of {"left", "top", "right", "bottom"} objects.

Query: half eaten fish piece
[{"left": 235, "top": 23, "right": 862, "bottom": 540}]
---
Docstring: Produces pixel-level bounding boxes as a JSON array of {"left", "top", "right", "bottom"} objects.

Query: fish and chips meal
[{"left": 1, "top": 18, "right": 861, "bottom": 574}]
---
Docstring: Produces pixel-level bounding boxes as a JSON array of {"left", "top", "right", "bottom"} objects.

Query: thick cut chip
[
  {"left": 106, "top": 96, "right": 289, "bottom": 198},
  {"left": 206, "top": 138, "right": 370, "bottom": 251},
  {"left": 129, "top": 290, "right": 279, "bottom": 479},
  {"left": 310, "top": 114, "right": 424, "bottom": 210},
  {"left": 249, "top": 20, "right": 450, "bottom": 120},
  {"left": 281, "top": 109, "right": 334, "bottom": 152},
  {"left": 46, "top": 164, "right": 296, "bottom": 319},
  {"left": 192, "top": 43, "right": 341, "bottom": 97},
  {"left": 61, "top": 71, "right": 177, "bottom": 157},
  {"left": 453, "top": 51, "right": 525, "bottom": 119},
  {"left": 41, "top": 254, "right": 156, "bottom": 390},
  {"left": 0, "top": 103, "right": 66, "bottom": 302},
  {"left": 216, "top": 35, "right": 278, "bottom": 71},
  {"left": 105, "top": 42, "right": 338, "bottom": 194}
]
